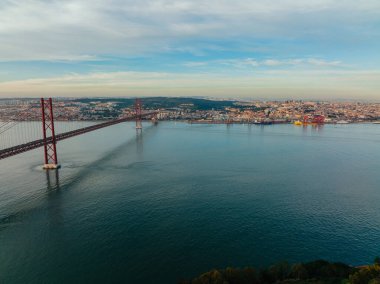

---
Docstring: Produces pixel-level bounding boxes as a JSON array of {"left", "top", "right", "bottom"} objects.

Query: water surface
[{"left": 1, "top": 122, "right": 380, "bottom": 283}]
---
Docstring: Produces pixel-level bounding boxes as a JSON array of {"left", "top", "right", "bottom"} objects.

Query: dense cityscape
[{"left": 0, "top": 97, "right": 379, "bottom": 124}]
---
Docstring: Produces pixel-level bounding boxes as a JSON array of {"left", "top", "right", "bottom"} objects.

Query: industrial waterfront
[{"left": 0, "top": 122, "right": 379, "bottom": 283}]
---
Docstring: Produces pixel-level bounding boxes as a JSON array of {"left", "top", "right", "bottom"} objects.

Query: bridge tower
[
  {"left": 135, "top": 98, "right": 142, "bottom": 131},
  {"left": 41, "top": 98, "right": 60, "bottom": 169}
]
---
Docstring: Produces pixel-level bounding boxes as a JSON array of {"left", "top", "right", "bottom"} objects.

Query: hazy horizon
[
  {"left": 1, "top": 95, "right": 379, "bottom": 104},
  {"left": 0, "top": 1, "right": 379, "bottom": 100}
]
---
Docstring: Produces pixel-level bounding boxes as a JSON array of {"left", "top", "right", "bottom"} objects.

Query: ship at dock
[{"left": 294, "top": 115, "right": 325, "bottom": 126}]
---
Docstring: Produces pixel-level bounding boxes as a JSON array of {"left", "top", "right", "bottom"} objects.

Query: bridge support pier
[
  {"left": 43, "top": 163, "right": 61, "bottom": 169},
  {"left": 41, "top": 98, "right": 60, "bottom": 170}
]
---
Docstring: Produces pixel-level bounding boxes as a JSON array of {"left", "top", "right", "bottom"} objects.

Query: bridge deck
[{"left": 0, "top": 112, "right": 156, "bottom": 160}]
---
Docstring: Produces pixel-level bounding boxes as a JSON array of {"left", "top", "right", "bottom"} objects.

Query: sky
[{"left": 0, "top": 0, "right": 379, "bottom": 100}]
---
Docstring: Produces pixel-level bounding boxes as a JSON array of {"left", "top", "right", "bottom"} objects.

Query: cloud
[
  {"left": 0, "top": 54, "right": 101, "bottom": 63},
  {"left": 183, "top": 62, "right": 208, "bottom": 67},
  {"left": 183, "top": 58, "right": 344, "bottom": 69},
  {"left": 218, "top": 58, "right": 260, "bottom": 68},
  {"left": 0, "top": 0, "right": 378, "bottom": 100},
  {"left": 263, "top": 60, "right": 283, "bottom": 66},
  {"left": 0, "top": 0, "right": 379, "bottom": 60},
  {"left": 306, "top": 58, "right": 342, "bottom": 67}
]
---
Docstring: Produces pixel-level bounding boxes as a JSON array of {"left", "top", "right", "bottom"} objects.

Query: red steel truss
[{"left": 41, "top": 98, "right": 58, "bottom": 165}]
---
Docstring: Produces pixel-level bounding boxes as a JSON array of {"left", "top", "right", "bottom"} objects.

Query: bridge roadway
[{"left": 0, "top": 112, "right": 156, "bottom": 160}]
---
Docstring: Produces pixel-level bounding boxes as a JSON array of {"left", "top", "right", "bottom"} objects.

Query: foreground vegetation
[{"left": 180, "top": 258, "right": 380, "bottom": 284}]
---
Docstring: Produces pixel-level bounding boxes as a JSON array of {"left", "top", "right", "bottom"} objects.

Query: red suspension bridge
[{"left": 0, "top": 98, "right": 157, "bottom": 169}]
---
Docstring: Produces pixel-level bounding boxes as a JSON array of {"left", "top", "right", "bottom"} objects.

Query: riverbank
[{"left": 188, "top": 119, "right": 380, "bottom": 125}]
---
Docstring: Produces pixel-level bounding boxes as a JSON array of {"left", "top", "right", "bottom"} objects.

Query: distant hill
[{"left": 74, "top": 97, "right": 237, "bottom": 110}]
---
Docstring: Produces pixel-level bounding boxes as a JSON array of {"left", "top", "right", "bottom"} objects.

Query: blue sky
[{"left": 0, "top": 0, "right": 379, "bottom": 100}]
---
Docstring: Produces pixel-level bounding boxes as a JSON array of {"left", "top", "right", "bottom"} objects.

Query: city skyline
[{"left": 0, "top": 0, "right": 379, "bottom": 100}]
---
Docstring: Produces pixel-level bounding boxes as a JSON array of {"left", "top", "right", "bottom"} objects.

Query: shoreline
[
  {"left": 1, "top": 119, "right": 379, "bottom": 125},
  {"left": 187, "top": 120, "right": 380, "bottom": 125}
]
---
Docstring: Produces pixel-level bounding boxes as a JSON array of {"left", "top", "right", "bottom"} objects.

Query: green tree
[
  {"left": 241, "top": 267, "right": 258, "bottom": 284},
  {"left": 191, "top": 269, "right": 226, "bottom": 284},
  {"left": 268, "top": 261, "right": 290, "bottom": 281},
  {"left": 290, "top": 263, "right": 309, "bottom": 280},
  {"left": 349, "top": 265, "right": 380, "bottom": 284},
  {"left": 224, "top": 267, "right": 244, "bottom": 284}
]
